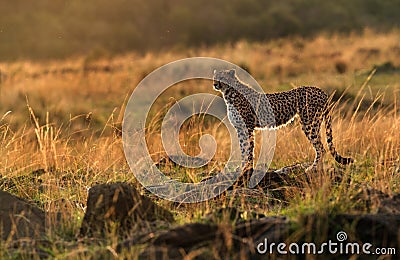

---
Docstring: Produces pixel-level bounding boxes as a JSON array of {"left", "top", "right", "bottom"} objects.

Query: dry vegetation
[{"left": 0, "top": 30, "right": 399, "bottom": 258}]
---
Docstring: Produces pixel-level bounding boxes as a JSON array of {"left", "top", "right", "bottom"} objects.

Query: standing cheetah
[{"left": 213, "top": 69, "right": 353, "bottom": 177}]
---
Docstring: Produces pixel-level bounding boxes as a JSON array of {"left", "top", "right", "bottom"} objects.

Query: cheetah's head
[{"left": 213, "top": 69, "right": 236, "bottom": 93}]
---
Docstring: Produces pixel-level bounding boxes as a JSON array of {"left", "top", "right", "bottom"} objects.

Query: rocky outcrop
[
  {"left": 79, "top": 182, "right": 174, "bottom": 238},
  {"left": 0, "top": 190, "right": 45, "bottom": 241}
]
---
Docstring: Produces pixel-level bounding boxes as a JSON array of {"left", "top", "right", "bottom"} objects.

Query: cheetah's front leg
[{"left": 236, "top": 127, "right": 255, "bottom": 176}]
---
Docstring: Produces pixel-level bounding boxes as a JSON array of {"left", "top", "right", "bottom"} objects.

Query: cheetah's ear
[
  {"left": 228, "top": 69, "right": 236, "bottom": 76},
  {"left": 213, "top": 69, "right": 216, "bottom": 75}
]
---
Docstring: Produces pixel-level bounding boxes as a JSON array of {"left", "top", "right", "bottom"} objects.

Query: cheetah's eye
[{"left": 213, "top": 81, "right": 221, "bottom": 90}]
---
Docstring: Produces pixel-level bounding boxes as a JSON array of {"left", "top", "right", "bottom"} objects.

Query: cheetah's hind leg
[{"left": 301, "top": 119, "right": 326, "bottom": 173}]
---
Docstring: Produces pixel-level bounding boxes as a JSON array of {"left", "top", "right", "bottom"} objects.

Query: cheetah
[{"left": 212, "top": 69, "right": 353, "bottom": 179}]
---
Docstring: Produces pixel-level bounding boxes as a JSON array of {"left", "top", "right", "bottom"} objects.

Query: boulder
[
  {"left": 79, "top": 182, "right": 174, "bottom": 237},
  {"left": 0, "top": 190, "right": 45, "bottom": 241}
]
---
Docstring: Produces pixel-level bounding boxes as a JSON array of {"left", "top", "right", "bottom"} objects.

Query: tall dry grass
[{"left": 0, "top": 31, "right": 399, "bottom": 257}]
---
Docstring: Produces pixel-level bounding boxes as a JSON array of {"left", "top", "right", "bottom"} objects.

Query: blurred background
[{"left": 1, "top": 0, "right": 400, "bottom": 61}]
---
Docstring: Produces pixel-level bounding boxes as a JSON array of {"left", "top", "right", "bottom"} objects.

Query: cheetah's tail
[{"left": 323, "top": 110, "right": 354, "bottom": 165}]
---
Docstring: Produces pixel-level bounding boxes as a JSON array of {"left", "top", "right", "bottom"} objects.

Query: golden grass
[{"left": 0, "top": 30, "right": 399, "bottom": 257}]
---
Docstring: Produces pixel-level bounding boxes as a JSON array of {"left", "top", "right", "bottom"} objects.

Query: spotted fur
[{"left": 213, "top": 69, "right": 353, "bottom": 176}]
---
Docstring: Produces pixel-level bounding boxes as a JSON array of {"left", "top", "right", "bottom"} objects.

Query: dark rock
[
  {"left": 234, "top": 216, "right": 288, "bottom": 241},
  {"left": 124, "top": 213, "right": 399, "bottom": 259},
  {"left": 378, "top": 194, "right": 400, "bottom": 214},
  {"left": 0, "top": 190, "right": 45, "bottom": 241},
  {"left": 153, "top": 223, "right": 219, "bottom": 248},
  {"left": 351, "top": 186, "right": 390, "bottom": 212},
  {"left": 138, "top": 245, "right": 183, "bottom": 259},
  {"left": 118, "top": 216, "right": 289, "bottom": 258},
  {"left": 79, "top": 182, "right": 174, "bottom": 238},
  {"left": 255, "top": 164, "right": 307, "bottom": 190},
  {"left": 300, "top": 213, "right": 400, "bottom": 250},
  {"left": 333, "top": 213, "right": 400, "bottom": 251}
]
